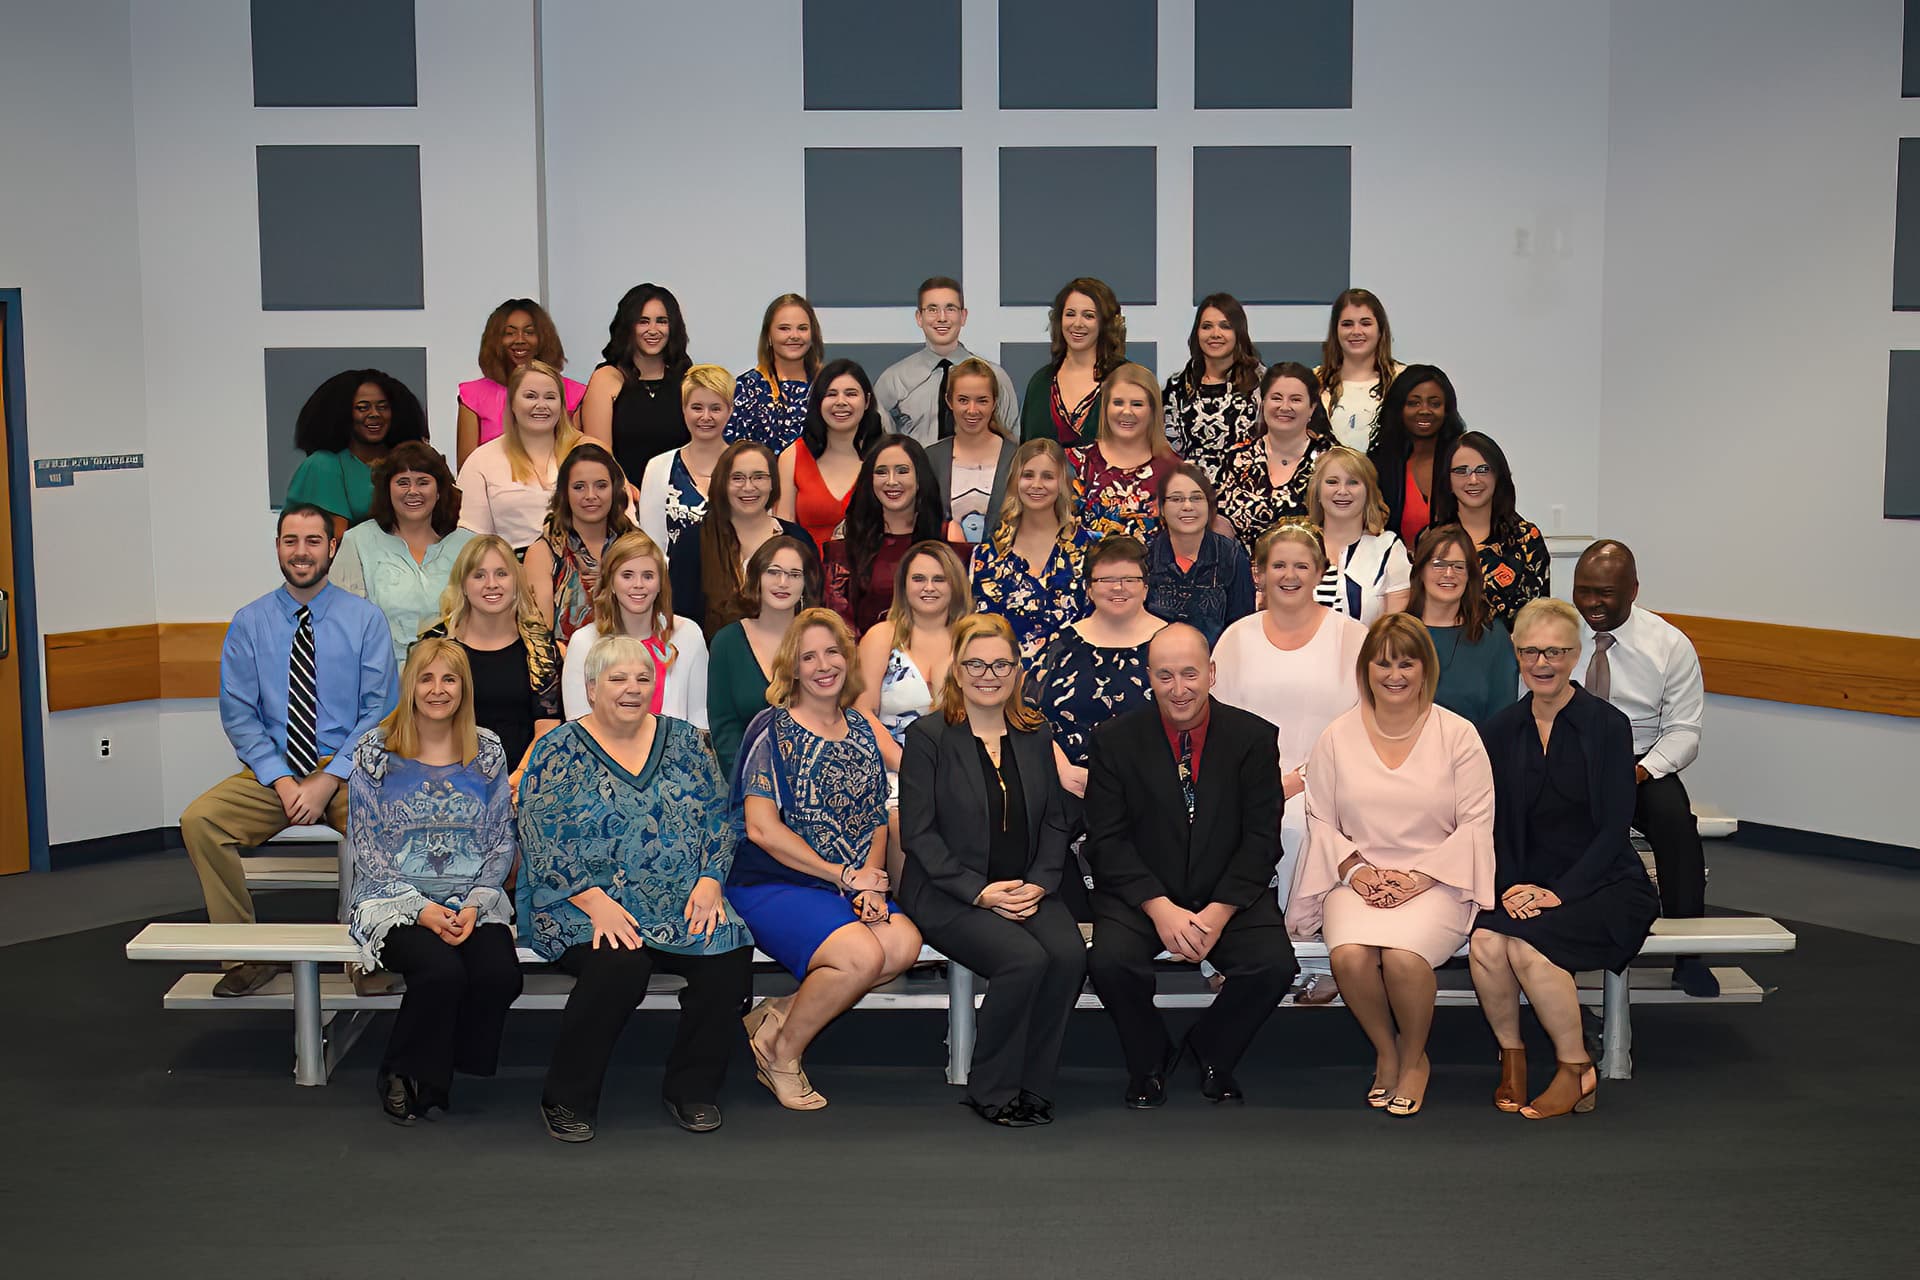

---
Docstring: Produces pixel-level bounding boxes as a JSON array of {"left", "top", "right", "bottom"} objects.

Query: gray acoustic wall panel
[
  {"left": 806, "top": 148, "right": 962, "bottom": 306},
  {"left": 257, "top": 145, "right": 424, "bottom": 310},
  {"left": 805, "top": 0, "right": 962, "bottom": 109},
  {"left": 825, "top": 343, "right": 927, "bottom": 382},
  {"left": 1257, "top": 340, "right": 1327, "bottom": 371},
  {"left": 1897, "top": 139, "right": 1920, "bottom": 310},
  {"left": 1000, "top": 0, "right": 1156, "bottom": 109},
  {"left": 1886, "top": 351, "right": 1920, "bottom": 518},
  {"left": 1194, "top": 146, "right": 1349, "bottom": 305},
  {"left": 252, "top": 0, "right": 417, "bottom": 107},
  {"left": 264, "top": 347, "right": 430, "bottom": 509},
  {"left": 1000, "top": 147, "right": 1156, "bottom": 305},
  {"left": 1194, "top": 0, "right": 1351, "bottom": 109},
  {"left": 1001, "top": 342, "right": 1159, "bottom": 401}
]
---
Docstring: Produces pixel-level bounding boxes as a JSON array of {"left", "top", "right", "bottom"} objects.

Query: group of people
[{"left": 180, "top": 275, "right": 1714, "bottom": 1139}]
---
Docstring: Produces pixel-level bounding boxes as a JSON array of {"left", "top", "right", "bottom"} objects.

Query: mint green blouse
[{"left": 332, "top": 521, "right": 477, "bottom": 664}]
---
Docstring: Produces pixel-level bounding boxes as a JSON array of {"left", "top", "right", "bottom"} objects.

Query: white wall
[{"left": 1602, "top": 0, "right": 1920, "bottom": 845}]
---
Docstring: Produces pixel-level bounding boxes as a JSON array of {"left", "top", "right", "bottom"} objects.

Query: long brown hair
[
  {"left": 699, "top": 440, "right": 782, "bottom": 626},
  {"left": 937, "top": 614, "right": 1043, "bottom": 730},
  {"left": 754, "top": 293, "right": 825, "bottom": 397},
  {"left": 1047, "top": 277, "right": 1126, "bottom": 379},
  {"left": 1181, "top": 293, "right": 1262, "bottom": 397},
  {"left": 885, "top": 541, "right": 971, "bottom": 651},
  {"left": 540, "top": 441, "right": 636, "bottom": 546},
  {"left": 379, "top": 637, "right": 480, "bottom": 764},
  {"left": 1407, "top": 523, "right": 1492, "bottom": 643},
  {"left": 1316, "top": 287, "right": 1397, "bottom": 411}
]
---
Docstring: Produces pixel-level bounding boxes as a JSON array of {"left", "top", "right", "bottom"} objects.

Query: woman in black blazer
[
  {"left": 899, "top": 613, "right": 1085, "bottom": 1127},
  {"left": 1469, "top": 598, "right": 1658, "bottom": 1121}
]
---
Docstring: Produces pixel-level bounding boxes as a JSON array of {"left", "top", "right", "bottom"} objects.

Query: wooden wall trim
[{"left": 41, "top": 613, "right": 1920, "bottom": 718}]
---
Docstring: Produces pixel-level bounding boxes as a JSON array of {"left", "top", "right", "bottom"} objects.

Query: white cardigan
[{"left": 561, "top": 614, "right": 710, "bottom": 726}]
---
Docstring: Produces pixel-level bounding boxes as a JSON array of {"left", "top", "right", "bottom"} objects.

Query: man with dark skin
[{"left": 1571, "top": 541, "right": 1717, "bottom": 997}]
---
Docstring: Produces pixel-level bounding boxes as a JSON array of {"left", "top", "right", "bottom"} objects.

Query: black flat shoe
[
  {"left": 378, "top": 1072, "right": 421, "bottom": 1126},
  {"left": 541, "top": 1102, "right": 595, "bottom": 1143},
  {"left": 963, "top": 1097, "right": 1037, "bottom": 1127},
  {"left": 1015, "top": 1090, "right": 1055, "bottom": 1125},
  {"left": 664, "top": 1098, "right": 723, "bottom": 1133},
  {"left": 1124, "top": 1040, "right": 1181, "bottom": 1109},
  {"left": 1672, "top": 957, "right": 1721, "bottom": 998}
]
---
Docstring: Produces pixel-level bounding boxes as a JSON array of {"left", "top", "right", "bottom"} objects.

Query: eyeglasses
[
  {"left": 762, "top": 567, "right": 805, "bottom": 582},
  {"left": 1516, "top": 646, "right": 1576, "bottom": 662},
  {"left": 959, "top": 658, "right": 1017, "bottom": 677},
  {"left": 920, "top": 304, "right": 962, "bottom": 317},
  {"left": 1090, "top": 575, "right": 1145, "bottom": 588},
  {"left": 1161, "top": 493, "right": 1207, "bottom": 507},
  {"left": 1426, "top": 559, "right": 1470, "bottom": 576},
  {"left": 729, "top": 471, "right": 772, "bottom": 485},
  {"left": 1449, "top": 464, "right": 1494, "bottom": 478}
]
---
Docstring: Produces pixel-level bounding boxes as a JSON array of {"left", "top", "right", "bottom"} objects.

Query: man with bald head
[
  {"left": 1572, "top": 540, "right": 1716, "bottom": 997},
  {"left": 1082, "top": 623, "right": 1295, "bottom": 1107}
]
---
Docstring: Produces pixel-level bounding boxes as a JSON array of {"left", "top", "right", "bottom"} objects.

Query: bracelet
[
  {"left": 1340, "top": 862, "right": 1373, "bottom": 888},
  {"left": 839, "top": 863, "right": 856, "bottom": 890}
]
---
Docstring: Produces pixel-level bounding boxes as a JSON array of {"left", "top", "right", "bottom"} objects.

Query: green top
[
  {"left": 286, "top": 450, "right": 376, "bottom": 523},
  {"left": 706, "top": 621, "right": 772, "bottom": 781},
  {"left": 1019, "top": 363, "right": 1103, "bottom": 447},
  {"left": 1430, "top": 620, "right": 1521, "bottom": 728}
]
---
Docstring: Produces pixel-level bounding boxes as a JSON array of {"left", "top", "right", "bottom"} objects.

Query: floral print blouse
[
  {"left": 1069, "top": 443, "right": 1178, "bottom": 543},
  {"left": 969, "top": 523, "right": 1096, "bottom": 664},
  {"left": 728, "top": 367, "right": 811, "bottom": 452},
  {"left": 1162, "top": 373, "right": 1261, "bottom": 483},
  {"left": 1215, "top": 427, "right": 1337, "bottom": 554},
  {"left": 1477, "top": 520, "right": 1552, "bottom": 625}
]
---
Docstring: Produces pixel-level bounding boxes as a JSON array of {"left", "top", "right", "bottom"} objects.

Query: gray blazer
[
  {"left": 924, "top": 435, "right": 1015, "bottom": 547},
  {"left": 897, "top": 713, "right": 1071, "bottom": 928}
]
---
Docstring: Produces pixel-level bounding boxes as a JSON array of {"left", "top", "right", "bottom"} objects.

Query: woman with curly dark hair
[
  {"left": 287, "top": 369, "right": 429, "bottom": 534},
  {"left": 333, "top": 440, "right": 475, "bottom": 665},
  {"left": 581, "top": 283, "right": 695, "bottom": 485},
  {"left": 1019, "top": 278, "right": 1126, "bottom": 448},
  {"left": 455, "top": 299, "right": 586, "bottom": 466}
]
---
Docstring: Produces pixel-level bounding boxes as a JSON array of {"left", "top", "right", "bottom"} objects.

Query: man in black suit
[{"left": 1083, "top": 623, "right": 1296, "bottom": 1107}]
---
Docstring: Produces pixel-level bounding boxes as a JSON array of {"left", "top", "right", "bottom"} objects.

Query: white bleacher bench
[
  {"left": 240, "top": 825, "right": 342, "bottom": 891},
  {"left": 128, "top": 916, "right": 1793, "bottom": 1088}
]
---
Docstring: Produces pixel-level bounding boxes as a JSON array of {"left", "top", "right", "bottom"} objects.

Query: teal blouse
[
  {"left": 1429, "top": 620, "right": 1521, "bottom": 728},
  {"left": 706, "top": 621, "right": 771, "bottom": 781},
  {"left": 286, "top": 450, "right": 377, "bottom": 524}
]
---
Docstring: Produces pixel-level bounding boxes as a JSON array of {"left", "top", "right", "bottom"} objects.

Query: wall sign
[{"left": 33, "top": 454, "right": 145, "bottom": 488}]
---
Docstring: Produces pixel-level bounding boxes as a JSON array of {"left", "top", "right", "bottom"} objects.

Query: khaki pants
[{"left": 179, "top": 769, "right": 349, "bottom": 925}]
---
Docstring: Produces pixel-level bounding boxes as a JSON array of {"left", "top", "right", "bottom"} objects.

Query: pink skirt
[{"left": 1321, "top": 882, "right": 1474, "bottom": 967}]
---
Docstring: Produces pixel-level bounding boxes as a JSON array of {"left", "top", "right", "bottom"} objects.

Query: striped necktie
[{"left": 287, "top": 605, "right": 318, "bottom": 778}]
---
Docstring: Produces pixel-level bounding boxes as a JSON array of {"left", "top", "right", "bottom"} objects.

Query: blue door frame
[{"left": 2, "top": 290, "right": 51, "bottom": 872}]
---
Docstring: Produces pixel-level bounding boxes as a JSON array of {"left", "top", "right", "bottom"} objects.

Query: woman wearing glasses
[
  {"left": 1469, "top": 598, "right": 1657, "bottom": 1119},
  {"left": 667, "top": 440, "right": 817, "bottom": 639},
  {"left": 1429, "top": 431, "right": 1549, "bottom": 625},
  {"left": 1410, "top": 524, "right": 1519, "bottom": 727},
  {"left": 899, "top": 615, "right": 1084, "bottom": 1127},
  {"left": 1143, "top": 463, "right": 1255, "bottom": 647}
]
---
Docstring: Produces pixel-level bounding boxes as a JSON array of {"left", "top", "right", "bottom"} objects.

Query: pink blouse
[{"left": 460, "top": 375, "right": 589, "bottom": 447}]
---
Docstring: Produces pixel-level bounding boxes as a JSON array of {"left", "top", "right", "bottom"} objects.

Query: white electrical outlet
[{"left": 98, "top": 738, "right": 112, "bottom": 759}]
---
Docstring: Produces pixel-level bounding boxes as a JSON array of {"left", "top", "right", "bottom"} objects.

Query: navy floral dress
[
  {"left": 970, "top": 523, "right": 1096, "bottom": 664},
  {"left": 661, "top": 453, "right": 708, "bottom": 560},
  {"left": 727, "top": 368, "right": 811, "bottom": 452},
  {"left": 1030, "top": 626, "right": 1155, "bottom": 767},
  {"left": 1069, "top": 444, "right": 1178, "bottom": 543}
]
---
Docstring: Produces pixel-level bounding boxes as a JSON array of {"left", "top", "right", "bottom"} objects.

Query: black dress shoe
[
  {"left": 1124, "top": 1041, "right": 1181, "bottom": 1109},
  {"left": 963, "top": 1097, "right": 1037, "bottom": 1127},
  {"left": 1015, "top": 1090, "right": 1055, "bottom": 1125},
  {"left": 1198, "top": 1062, "right": 1245, "bottom": 1104},
  {"left": 541, "top": 1102, "right": 596, "bottom": 1143},
  {"left": 664, "top": 1098, "right": 724, "bottom": 1133},
  {"left": 378, "top": 1072, "right": 420, "bottom": 1127},
  {"left": 1672, "top": 957, "right": 1721, "bottom": 998}
]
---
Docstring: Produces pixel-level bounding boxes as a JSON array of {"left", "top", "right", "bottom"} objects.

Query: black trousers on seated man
[
  {"left": 1634, "top": 764, "right": 1706, "bottom": 919},
  {"left": 1089, "top": 892, "right": 1295, "bottom": 1077},
  {"left": 378, "top": 922, "right": 525, "bottom": 1097},
  {"left": 543, "top": 943, "right": 754, "bottom": 1118}
]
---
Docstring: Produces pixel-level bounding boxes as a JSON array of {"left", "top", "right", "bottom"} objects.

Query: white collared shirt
[
  {"left": 1578, "top": 605, "right": 1703, "bottom": 778},
  {"left": 872, "top": 343, "right": 1021, "bottom": 446}
]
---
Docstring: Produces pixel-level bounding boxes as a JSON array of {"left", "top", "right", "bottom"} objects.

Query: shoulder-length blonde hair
[
  {"left": 990, "top": 438, "right": 1079, "bottom": 555},
  {"left": 502, "top": 359, "right": 584, "bottom": 483},
  {"left": 937, "top": 614, "right": 1043, "bottom": 730},
  {"left": 380, "top": 637, "right": 480, "bottom": 764},
  {"left": 436, "top": 534, "right": 544, "bottom": 637},
  {"left": 1254, "top": 517, "right": 1330, "bottom": 576},
  {"left": 1357, "top": 613, "right": 1441, "bottom": 709},
  {"left": 1098, "top": 362, "right": 1174, "bottom": 458},
  {"left": 1306, "top": 445, "right": 1390, "bottom": 536},
  {"left": 765, "top": 607, "right": 863, "bottom": 710},
  {"left": 590, "top": 531, "right": 678, "bottom": 672},
  {"left": 885, "top": 541, "right": 971, "bottom": 651},
  {"left": 946, "top": 357, "right": 1010, "bottom": 438}
]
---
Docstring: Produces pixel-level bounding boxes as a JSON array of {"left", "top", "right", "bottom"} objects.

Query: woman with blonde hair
[
  {"left": 1288, "top": 614, "right": 1496, "bottom": 1117},
  {"left": 456, "top": 298, "right": 587, "bottom": 466},
  {"left": 346, "top": 638, "right": 522, "bottom": 1124},
  {"left": 636, "top": 363, "right": 735, "bottom": 559},
  {"left": 730, "top": 292, "right": 825, "bottom": 452},
  {"left": 561, "top": 531, "right": 707, "bottom": 724},
  {"left": 419, "top": 534, "right": 562, "bottom": 791},
  {"left": 899, "top": 613, "right": 1083, "bottom": 1126},
  {"left": 1069, "top": 361, "right": 1179, "bottom": 543},
  {"left": 523, "top": 442, "right": 637, "bottom": 644},
  {"left": 925, "top": 357, "right": 1016, "bottom": 546},
  {"left": 727, "top": 608, "right": 923, "bottom": 1110},
  {"left": 456, "top": 359, "right": 585, "bottom": 552},
  {"left": 969, "top": 439, "right": 1095, "bottom": 664},
  {"left": 1306, "top": 446, "right": 1411, "bottom": 625}
]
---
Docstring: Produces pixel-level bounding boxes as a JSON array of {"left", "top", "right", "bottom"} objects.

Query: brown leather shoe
[
  {"left": 1494, "top": 1047, "right": 1527, "bottom": 1113},
  {"left": 1522, "top": 1061, "right": 1597, "bottom": 1119},
  {"left": 212, "top": 962, "right": 284, "bottom": 997}
]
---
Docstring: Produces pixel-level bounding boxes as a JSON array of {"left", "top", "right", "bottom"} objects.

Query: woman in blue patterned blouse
[
  {"left": 728, "top": 293, "right": 823, "bottom": 452},
  {"left": 517, "top": 633, "right": 753, "bottom": 1143},
  {"left": 347, "top": 638, "right": 522, "bottom": 1126},
  {"left": 728, "top": 608, "right": 924, "bottom": 1111},
  {"left": 969, "top": 439, "right": 1094, "bottom": 666}
]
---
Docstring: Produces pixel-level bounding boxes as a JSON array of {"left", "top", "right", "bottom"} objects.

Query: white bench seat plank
[{"left": 240, "top": 857, "right": 339, "bottom": 889}]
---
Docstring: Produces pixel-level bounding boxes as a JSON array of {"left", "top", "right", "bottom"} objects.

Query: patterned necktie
[
  {"left": 935, "top": 358, "right": 955, "bottom": 439},
  {"left": 1586, "top": 631, "right": 1615, "bottom": 701},
  {"left": 287, "top": 605, "right": 319, "bottom": 778},
  {"left": 1177, "top": 730, "right": 1196, "bottom": 821}
]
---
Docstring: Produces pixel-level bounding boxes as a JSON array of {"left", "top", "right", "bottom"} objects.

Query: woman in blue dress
[
  {"left": 517, "top": 633, "right": 754, "bottom": 1143},
  {"left": 728, "top": 608, "right": 924, "bottom": 1110},
  {"left": 347, "top": 638, "right": 522, "bottom": 1125},
  {"left": 969, "top": 439, "right": 1095, "bottom": 665}
]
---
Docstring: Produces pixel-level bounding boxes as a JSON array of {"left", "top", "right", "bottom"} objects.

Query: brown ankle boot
[{"left": 1494, "top": 1048, "right": 1527, "bottom": 1113}]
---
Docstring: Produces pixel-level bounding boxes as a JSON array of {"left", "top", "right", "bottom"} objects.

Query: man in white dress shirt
[
  {"left": 1572, "top": 540, "right": 1718, "bottom": 997},
  {"left": 872, "top": 277, "right": 1020, "bottom": 446}
]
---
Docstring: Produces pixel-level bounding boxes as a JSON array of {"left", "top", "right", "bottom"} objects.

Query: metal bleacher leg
[
  {"left": 946, "top": 963, "right": 976, "bottom": 1086},
  {"left": 292, "top": 961, "right": 327, "bottom": 1086},
  {"left": 1601, "top": 968, "right": 1633, "bottom": 1080}
]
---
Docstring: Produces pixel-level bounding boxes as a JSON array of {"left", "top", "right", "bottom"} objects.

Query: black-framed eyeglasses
[
  {"left": 1427, "top": 559, "right": 1470, "bottom": 576},
  {"left": 959, "top": 658, "right": 1017, "bottom": 676},
  {"left": 1516, "top": 646, "right": 1576, "bottom": 662}
]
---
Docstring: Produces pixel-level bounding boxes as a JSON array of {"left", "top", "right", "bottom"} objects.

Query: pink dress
[
  {"left": 1288, "top": 706, "right": 1496, "bottom": 966},
  {"left": 1212, "top": 609, "right": 1368, "bottom": 897},
  {"left": 460, "top": 376, "right": 589, "bottom": 447}
]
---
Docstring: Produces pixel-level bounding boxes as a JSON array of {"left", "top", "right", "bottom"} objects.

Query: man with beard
[{"left": 180, "top": 503, "right": 397, "bottom": 996}]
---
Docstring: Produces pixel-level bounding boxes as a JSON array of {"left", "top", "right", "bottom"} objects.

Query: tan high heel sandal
[
  {"left": 1494, "top": 1048, "right": 1527, "bottom": 1113},
  {"left": 748, "top": 1009, "right": 828, "bottom": 1111},
  {"left": 1521, "top": 1060, "right": 1596, "bottom": 1119}
]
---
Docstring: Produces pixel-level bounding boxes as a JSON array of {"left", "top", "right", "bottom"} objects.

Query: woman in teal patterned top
[{"left": 516, "top": 633, "right": 753, "bottom": 1142}]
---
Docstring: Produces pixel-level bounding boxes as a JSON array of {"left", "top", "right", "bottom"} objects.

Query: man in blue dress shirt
[{"left": 179, "top": 503, "right": 397, "bottom": 995}]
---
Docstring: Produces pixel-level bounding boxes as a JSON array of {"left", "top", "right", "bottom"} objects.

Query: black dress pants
[
  {"left": 920, "top": 896, "right": 1086, "bottom": 1107},
  {"left": 1634, "top": 768, "right": 1706, "bottom": 919},
  {"left": 1086, "top": 892, "right": 1296, "bottom": 1078},
  {"left": 543, "top": 943, "right": 754, "bottom": 1116},
  {"left": 378, "top": 923, "right": 524, "bottom": 1095}
]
